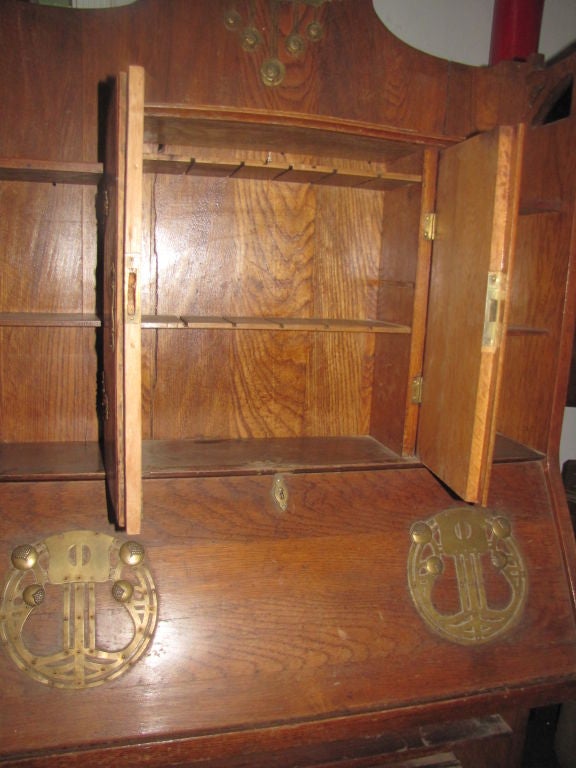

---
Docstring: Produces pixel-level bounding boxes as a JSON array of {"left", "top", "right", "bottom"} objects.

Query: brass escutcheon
[
  {"left": 0, "top": 530, "right": 157, "bottom": 688},
  {"left": 407, "top": 507, "right": 527, "bottom": 645}
]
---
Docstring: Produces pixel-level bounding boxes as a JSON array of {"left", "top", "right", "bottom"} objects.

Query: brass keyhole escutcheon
[
  {"left": 408, "top": 507, "right": 527, "bottom": 645},
  {"left": 0, "top": 530, "right": 157, "bottom": 688},
  {"left": 272, "top": 475, "right": 289, "bottom": 512}
]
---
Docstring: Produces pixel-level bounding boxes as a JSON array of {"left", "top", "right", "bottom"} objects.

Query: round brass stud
[
  {"left": 306, "top": 21, "right": 323, "bottom": 42},
  {"left": 241, "top": 26, "right": 262, "bottom": 52},
  {"left": 11, "top": 544, "right": 39, "bottom": 571},
  {"left": 112, "top": 580, "right": 134, "bottom": 603},
  {"left": 23, "top": 584, "right": 46, "bottom": 608},
  {"left": 285, "top": 32, "right": 305, "bottom": 56},
  {"left": 491, "top": 516, "right": 512, "bottom": 539},
  {"left": 425, "top": 556, "right": 444, "bottom": 576},
  {"left": 260, "top": 58, "right": 285, "bottom": 87},
  {"left": 410, "top": 521, "right": 432, "bottom": 545},
  {"left": 491, "top": 550, "right": 508, "bottom": 570},
  {"left": 119, "top": 541, "right": 145, "bottom": 567},
  {"left": 224, "top": 9, "right": 242, "bottom": 31}
]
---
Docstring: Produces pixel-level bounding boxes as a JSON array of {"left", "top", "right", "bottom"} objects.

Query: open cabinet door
[
  {"left": 102, "top": 67, "right": 144, "bottom": 534},
  {"left": 418, "top": 126, "right": 522, "bottom": 503}
]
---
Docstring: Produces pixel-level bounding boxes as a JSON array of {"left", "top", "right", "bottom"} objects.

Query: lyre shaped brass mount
[
  {"left": 408, "top": 507, "right": 527, "bottom": 645},
  {"left": 0, "top": 530, "right": 157, "bottom": 688}
]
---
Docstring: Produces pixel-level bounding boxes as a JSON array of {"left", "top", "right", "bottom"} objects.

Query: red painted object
[{"left": 490, "top": 0, "right": 545, "bottom": 64}]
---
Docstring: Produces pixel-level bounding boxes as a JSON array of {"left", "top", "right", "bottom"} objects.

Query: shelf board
[
  {"left": 0, "top": 313, "right": 101, "bottom": 328},
  {"left": 0, "top": 434, "right": 543, "bottom": 483},
  {"left": 143, "top": 153, "right": 422, "bottom": 189},
  {"left": 0, "top": 442, "right": 104, "bottom": 482},
  {"left": 0, "top": 158, "right": 103, "bottom": 185},
  {"left": 142, "top": 315, "right": 411, "bottom": 333},
  {"left": 143, "top": 104, "right": 463, "bottom": 163},
  {"left": 141, "top": 436, "right": 416, "bottom": 478}
]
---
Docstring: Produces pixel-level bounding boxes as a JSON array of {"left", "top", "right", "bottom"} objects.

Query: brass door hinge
[
  {"left": 411, "top": 375, "right": 424, "bottom": 404},
  {"left": 423, "top": 212, "right": 437, "bottom": 241}
]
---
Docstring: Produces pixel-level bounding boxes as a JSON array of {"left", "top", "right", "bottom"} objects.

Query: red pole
[{"left": 490, "top": 0, "right": 545, "bottom": 64}]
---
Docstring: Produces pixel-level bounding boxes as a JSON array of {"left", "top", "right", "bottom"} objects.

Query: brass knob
[
  {"left": 306, "top": 21, "right": 323, "bottom": 42},
  {"left": 426, "top": 556, "right": 444, "bottom": 576},
  {"left": 260, "top": 58, "right": 285, "bottom": 87},
  {"left": 11, "top": 544, "right": 38, "bottom": 571},
  {"left": 286, "top": 32, "right": 305, "bottom": 56},
  {"left": 241, "top": 26, "right": 262, "bottom": 52},
  {"left": 410, "top": 521, "right": 432, "bottom": 545},
  {"left": 491, "top": 517, "right": 512, "bottom": 539},
  {"left": 119, "top": 541, "right": 145, "bottom": 566},
  {"left": 23, "top": 584, "right": 45, "bottom": 607},
  {"left": 112, "top": 580, "right": 134, "bottom": 603}
]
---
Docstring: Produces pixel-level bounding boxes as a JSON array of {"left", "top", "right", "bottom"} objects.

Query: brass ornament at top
[
  {"left": 407, "top": 507, "right": 527, "bottom": 645},
  {"left": 224, "top": 0, "right": 334, "bottom": 86},
  {"left": 0, "top": 530, "right": 157, "bottom": 688}
]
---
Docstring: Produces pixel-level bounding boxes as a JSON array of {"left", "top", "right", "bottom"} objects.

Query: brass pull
[
  {"left": 408, "top": 507, "right": 527, "bottom": 645},
  {"left": 0, "top": 531, "right": 157, "bottom": 688}
]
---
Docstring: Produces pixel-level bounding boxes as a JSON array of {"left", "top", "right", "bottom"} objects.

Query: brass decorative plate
[
  {"left": 408, "top": 507, "right": 527, "bottom": 645},
  {"left": 0, "top": 530, "right": 157, "bottom": 688}
]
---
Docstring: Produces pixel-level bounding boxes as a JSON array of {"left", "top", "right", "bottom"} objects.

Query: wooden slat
[
  {"left": 0, "top": 158, "right": 102, "bottom": 184},
  {"left": 0, "top": 312, "right": 100, "bottom": 327},
  {"left": 178, "top": 316, "right": 411, "bottom": 333},
  {"left": 143, "top": 153, "right": 422, "bottom": 188},
  {"left": 122, "top": 65, "right": 145, "bottom": 535},
  {"left": 0, "top": 442, "right": 104, "bottom": 481}
]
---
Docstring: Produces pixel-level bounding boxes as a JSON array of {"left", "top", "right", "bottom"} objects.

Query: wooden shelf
[
  {"left": 0, "top": 313, "right": 101, "bottom": 328},
  {"left": 0, "top": 442, "right": 104, "bottom": 482},
  {"left": 0, "top": 158, "right": 102, "bottom": 185},
  {"left": 143, "top": 104, "right": 463, "bottom": 163},
  {"left": 143, "top": 152, "right": 421, "bottom": 189},
  {"left": 0, "top": 434, "right": 543, "bottom": 483},
  {"left": 141, "top": 316, "right": 411, "bottom": 333}
]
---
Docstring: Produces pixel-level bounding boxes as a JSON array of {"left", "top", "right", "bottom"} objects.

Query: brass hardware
[
  {"left": 272, "top": 474, "right": 289, "bottom": 512},
  {"left": 411, "top": 375, "right": 424, "bottom": 405},
  {"left": 23, "top": 584, "right": 46, "bottom": 607},
  {"left": 112, "top": 579, "right": 134, "bottom": 603},
  {"left": 408, "top": 507, "right": 527, "bottom": 645},
  {"left": 127, "top": 269, "right": 138, "bottom": 318},
  {"left": 0, "top": 530, "right": 157, "bottom": 688},
  {"left": 423, "top": 212, "right": 437, "bottom": 240},
  {"left": 11, "top": 544, "right": 39, "bottom": 571},
  {"left": 241, "top": 26, "right": 262, "bottom": 52},
  {"left": 482, "top": 271, "right": 506, "bottom": 348},
  {"left": 225, "top": 1, "right": 332, "bottom": 87},
  {"left": 286, "top": 32, "right": 306, "bottom": 56},
  {"left": 261, "top": 59, "right": 286, "bottom": 87},
  {"left": 119, "top": 540, "right": 146, "bottom": 566}
]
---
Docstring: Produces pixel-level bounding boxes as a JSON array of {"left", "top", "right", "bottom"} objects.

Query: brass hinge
[
  {"left": 482, "top": 271, "right": 507, "bottom": 348},
  {"left": 423, "top": 212, "right": 437, "bottom": 241},
  {"left": 411, "top": 375, "right": 424, "bottom": 404},
  {"left": 102, "top": 189, "right": 110, "bottom": 218}
]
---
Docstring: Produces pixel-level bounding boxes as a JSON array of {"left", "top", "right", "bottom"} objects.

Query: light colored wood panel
[
  {"left": 123, "top": 65, "right": 145, "bottom": 534},
  {"left": 0, "top": 327, "right": 99, "bottom": 442},
  {"left": 418, "top": 128, "right": 520, "bottom": 502}
]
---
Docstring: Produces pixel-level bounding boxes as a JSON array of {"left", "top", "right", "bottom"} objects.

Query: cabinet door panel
[
  {"left": 102, "top": 67, "right": 144, "bottom": 533},
  {"left": 418, "top": 127, "right": 521, "bottom": 503}
]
